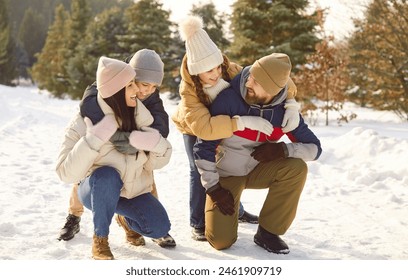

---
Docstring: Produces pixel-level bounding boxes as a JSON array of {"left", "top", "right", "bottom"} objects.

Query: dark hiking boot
[
  {"left": 191, "top": 227, "right": 207, "bottom": 241},
  {"left": 58, "top": 214, "right": 81, "bottom": 241},
  {"left": 254, "top": 226, "right": 290, "bottom": 254},
  {"left": 152, "top": 234, "right": 176, "bottom": 248},
  {"left": 115, "top": 215, "right": 145, "bottom": 246},
  {"left": 238, "top": 211, "right": 259, "bottom": 224},
  {"left": 92, "top": 235, "right": 114, "bottom": 260}
]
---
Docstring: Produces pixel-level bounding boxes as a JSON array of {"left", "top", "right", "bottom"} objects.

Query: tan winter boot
[
  {"left": 116, "top": 215, "right": 145, "bottom": 246},
  {"left": 92, "top": 235, "right": 114, "bottom": 260}
]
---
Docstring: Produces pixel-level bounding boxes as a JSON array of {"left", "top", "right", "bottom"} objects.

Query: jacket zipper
[{"left": 256, "top": 108, "right": 264, "bottom": 142}]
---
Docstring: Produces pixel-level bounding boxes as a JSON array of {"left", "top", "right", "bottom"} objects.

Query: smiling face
[
  {"left": 135, "top": 81, "right": 157, "bottom": 101},
  {"left": 124, "top": 79, "right": 140, "bottom": 107},
  {"left": 197, "top": 65, "right": 222, "bottom": 87},
  {"left": 244, "top": 74, "right": 274, "bottom": 105}
]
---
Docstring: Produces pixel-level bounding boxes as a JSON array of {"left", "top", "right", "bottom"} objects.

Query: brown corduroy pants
[{"left": 205, "top": 158, "right": 308, "bottom": 250}]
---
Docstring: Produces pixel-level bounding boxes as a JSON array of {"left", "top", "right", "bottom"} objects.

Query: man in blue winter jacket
[{"left": 194, "top": 53, "right": 322, "bottom": 254}]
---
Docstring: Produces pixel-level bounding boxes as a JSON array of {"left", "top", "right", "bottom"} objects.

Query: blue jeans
[
  {"left": 183, "top": 134, "right": 244, "bottom": 229},
  {"left": 78, "top": 166, "right": 171, "bottom": 238}
]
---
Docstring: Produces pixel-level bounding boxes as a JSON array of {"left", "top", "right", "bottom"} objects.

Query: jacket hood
[{"left": 238, "top": 66, "right": 288, "bottom": 108}]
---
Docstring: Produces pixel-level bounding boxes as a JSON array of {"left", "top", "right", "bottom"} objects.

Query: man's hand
[
  {"left": 206, "top": 183, "right": 235, "bottom": 215},
  {"left": 251, "top": 142, "right": 287, "bottom": 162}
]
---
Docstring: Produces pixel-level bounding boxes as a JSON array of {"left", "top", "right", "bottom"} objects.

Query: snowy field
[{"left": 0, "top": 84, "right": 407, "bottom": 277}]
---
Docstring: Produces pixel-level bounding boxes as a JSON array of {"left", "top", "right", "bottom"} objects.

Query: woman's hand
[
  {"left": 84, "top": 115, "right": 117, "bottom": 143},
  {"left": 129, "top": 127, "right": 161, "bottom": 151}
]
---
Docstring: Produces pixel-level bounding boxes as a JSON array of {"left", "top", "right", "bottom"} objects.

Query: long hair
[
  {"left": 103, "top": 88, "right": 136, "bottom": 132},
  {"left": 190, "top": 56, "right": 231, "bottom": 108}
]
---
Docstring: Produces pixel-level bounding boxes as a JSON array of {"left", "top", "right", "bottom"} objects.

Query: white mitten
[
  {"left": 234, "top": 115, "right": 273, "bottom": 135},
  {"left": 84, "top": 115, "right": 117, "bottom": 143},
  {"left": 129, "top": 127, "right": 161, "bottom": 151},
  {"left": 282, "top": 99, "right": 300, "bottom": 133}
]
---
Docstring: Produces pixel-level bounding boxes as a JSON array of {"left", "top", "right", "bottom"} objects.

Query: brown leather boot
[
  {"left": 115, "top": 215, "right": 145, "bottom": 246},
  {"left": 92, "top": 235, "right": 114, "bottom": 260}
]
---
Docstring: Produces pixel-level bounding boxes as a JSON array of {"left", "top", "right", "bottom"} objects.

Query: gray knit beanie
[{"left": 129, "top": 49, "right": 164, "bottom": 86}]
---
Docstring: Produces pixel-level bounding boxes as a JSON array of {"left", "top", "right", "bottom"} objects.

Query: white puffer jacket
[{"left": 56, "top": 95, "right": 172, "bottom": 199}]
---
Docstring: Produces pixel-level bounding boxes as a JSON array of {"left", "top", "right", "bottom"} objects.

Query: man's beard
[{"left": 245, "top": 89, "right": 266, "bottom": 105}]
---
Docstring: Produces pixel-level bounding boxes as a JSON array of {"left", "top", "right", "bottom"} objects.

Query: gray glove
[{"left": 109, "top": 131, "right": 138, "bottom": 155}]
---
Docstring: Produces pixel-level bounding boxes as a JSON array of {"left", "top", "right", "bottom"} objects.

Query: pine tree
[
  {"left": 18, "top": 8, "right": 47, "bottom": 77},
  {"left": 7, "top": 0, "right": 71, "bottom": 82},
  {"left": 31, "top": 4, "right": 69, "bottom": 97},
  {"left": 87, "top": 0, "right": 133, "bottom": 15},
  {"left": 190, "top": 2, "right": 230, "bottom": 51},
  {"left": 31, "top": 0, "right": 90, "bottom": 97},
  {"left": 0, "top": 0, "right": 17, "bottom": 85},
  {"left": 63, "top": 0, "right": 91, "bottom": 98},
  {"left": 119, "top": 0, "right": 173, "bottom": 57},
  {"left": 269, "top": 0, "right": 320, "bottom": 66},
  {"left": 65, "top": 0, "right": 90, "bottom": 52},
  {"left": 65, "top": 7, "right": 127, "bottom": 99},
  {"left": 118, "top": 0, "right": 182, "bottom": 94},
  {"left": 229, "top": 0, "right": 319, "bottom": 67},
  {"left": 229, "top": 0, "right": 273, "bottom": 66},
  {"left": 348, "top": 0, "right": 408, "bottom": 121}
]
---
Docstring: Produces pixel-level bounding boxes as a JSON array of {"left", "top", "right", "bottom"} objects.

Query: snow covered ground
[
  {"left": 0, "top": 84, "right": 407, "bottom": 278},
  {"left": 3, "top": 1, "right": 406, "bottom": 278}
]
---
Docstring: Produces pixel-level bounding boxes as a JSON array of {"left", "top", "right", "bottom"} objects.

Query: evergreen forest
[{"left": 0, "top": 0, "right": 407, "bottom": 121}]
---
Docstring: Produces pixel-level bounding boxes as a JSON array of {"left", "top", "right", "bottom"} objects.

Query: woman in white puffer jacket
[{"left": 55, "top": 56, "right": 172, "bottom": 260}]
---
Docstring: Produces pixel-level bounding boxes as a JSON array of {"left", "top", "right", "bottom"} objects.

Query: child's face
[
  {"left": 125, "top": 79, "right": 140, "bottom": 107},
  {"left": 135, "top": 81, "right": 157, "bottom": 101},
  {"left": 198, "top": 65, "right": 222, "bottom": 87}
]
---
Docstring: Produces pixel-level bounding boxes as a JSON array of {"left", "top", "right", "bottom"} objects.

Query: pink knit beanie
[{"left": 96, "top": 56, "right": 136, "bottom": 98}]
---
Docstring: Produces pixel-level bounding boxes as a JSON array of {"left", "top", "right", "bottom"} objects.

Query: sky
[{"left": 0, "top": 84, "right": 407, "bottom": 278}]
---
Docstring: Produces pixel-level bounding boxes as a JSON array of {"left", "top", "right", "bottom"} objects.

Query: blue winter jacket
[{"left": 194, "top": 66, "right": 322, "bottom": 190}]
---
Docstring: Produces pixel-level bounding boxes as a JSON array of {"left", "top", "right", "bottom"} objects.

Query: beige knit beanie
[
  {"left": 129, "top": 49, "right": 164, "bottom": 86},
  {"left": 249, "top": 53, "right": 292, "bottom": 96},
  {"left": 178, "top": 15, "right": 223, "bottom": 75},
  {"left": 96, "top": 56, "right": 136, "bottom": 98}
]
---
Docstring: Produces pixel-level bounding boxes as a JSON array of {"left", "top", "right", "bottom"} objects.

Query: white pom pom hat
[{"left": 178, "top": 15, "right": 223, "bottom": 75}]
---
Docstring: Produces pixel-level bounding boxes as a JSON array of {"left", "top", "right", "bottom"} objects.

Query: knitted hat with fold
[
  {"left": 250, "top": 53, "right": 292, "bottom": 96},
  {"left": 129, "top": 49, "right": 164, "bottom": 86},
  {"left": 96, "top": 56, "right": 135, "bottom": 98},
  {"left": 178, "top": 15, "right": 223, "bottom": 75}
]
